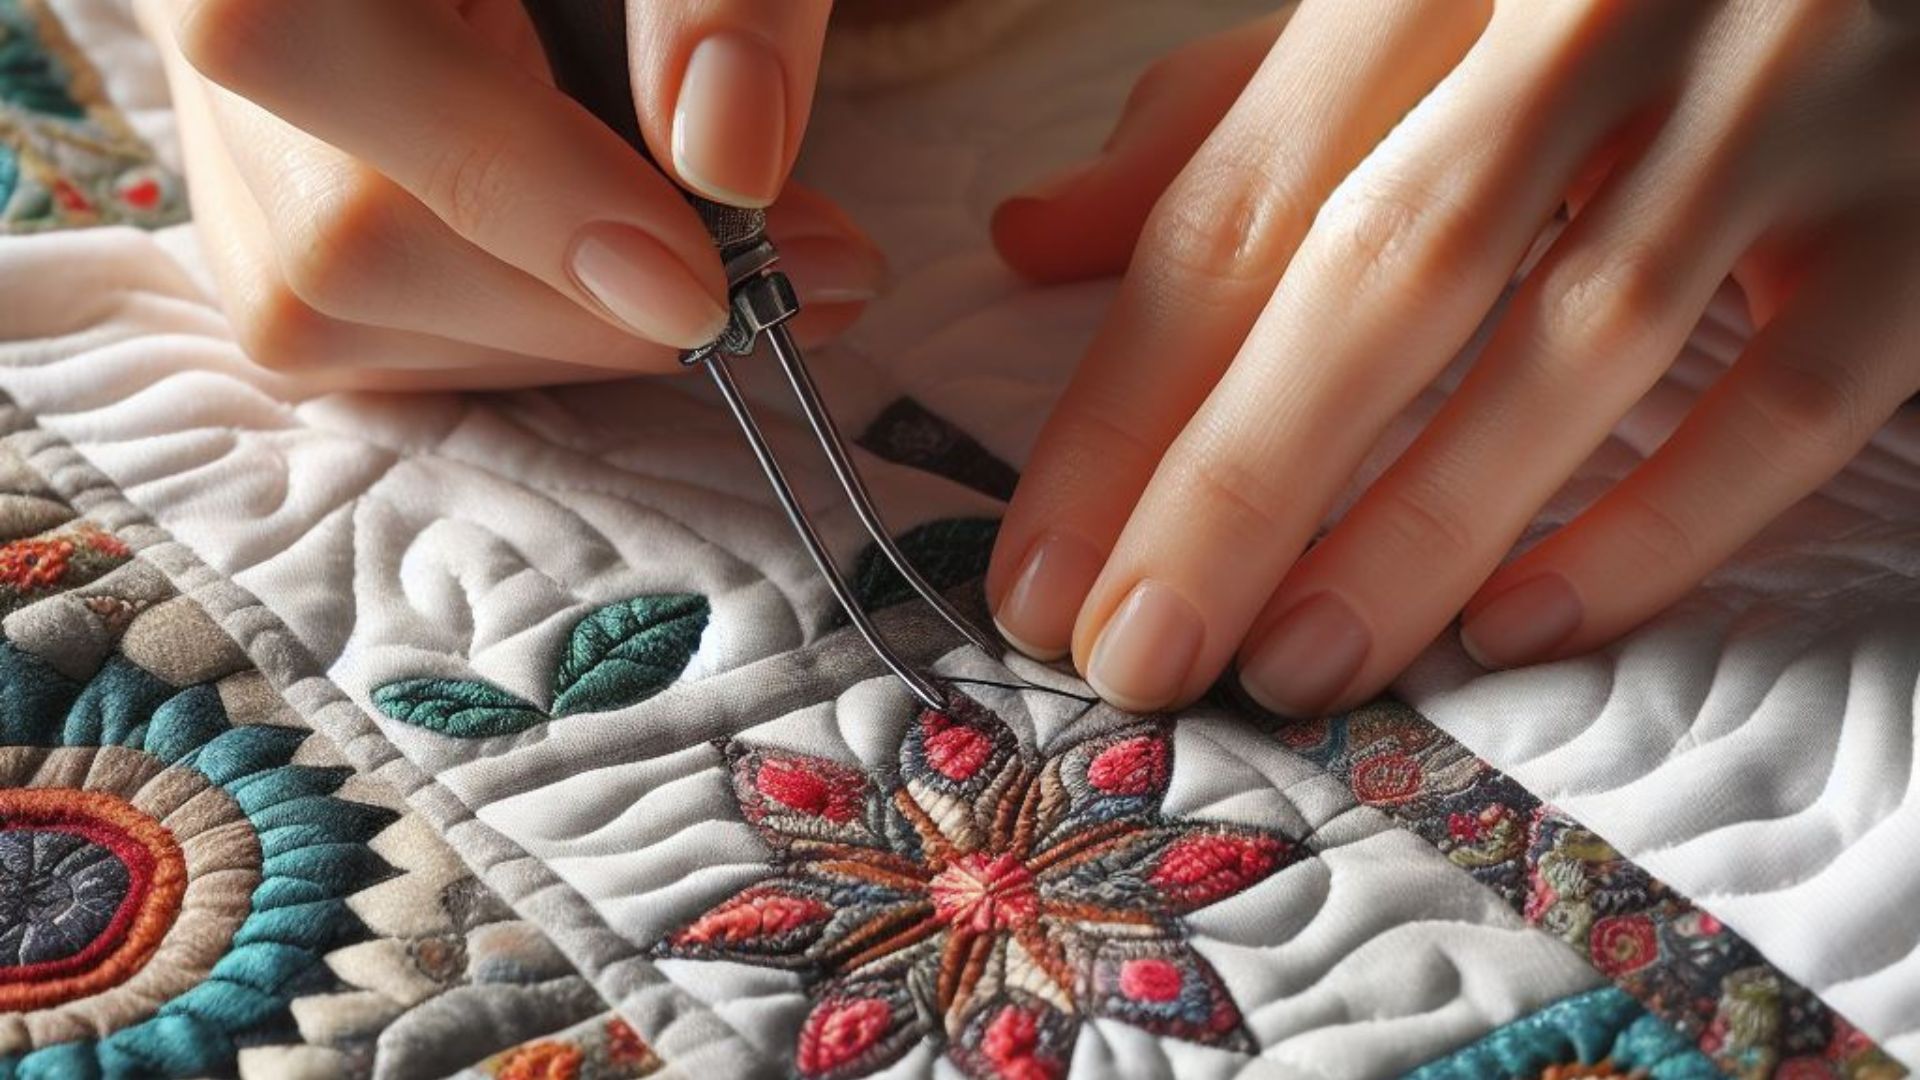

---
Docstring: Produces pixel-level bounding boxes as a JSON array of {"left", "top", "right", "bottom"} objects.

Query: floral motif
[
  {"left": 657, "top": 692, "right": 1300, "bottom": 1079},
  {"left": 1292, "top": 702, "right": 1903, "bottom": 1079},
  {"left": 0, "top": 523, "right": 129, "bottom": 614}
]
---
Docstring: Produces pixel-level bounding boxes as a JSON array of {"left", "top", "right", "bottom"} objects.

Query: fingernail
[
  {"left": 1461, "top": 573, "right": 1583, "bottom": 669},
  {"left": 1086, "top": 580, "right": 1203, "bottom": 712},
  {"left": 775, "top": 236, "right": 888, "bottom": 305},
  {"left": 1239, "top": 592, "right": 1371, "bottom": 718},
  {"left": 673, "top": 31, "right": 787, "bottom": 207},
  {"left": 568, "top": 223, "right": 729, "bottom": 348},
  {"left": 992, "top": 533, "right": 1103, "bottom": 661}
]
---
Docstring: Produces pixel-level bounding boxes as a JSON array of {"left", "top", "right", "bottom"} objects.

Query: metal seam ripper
[{"left": 527, "top": 0, "right": 999, "bottom": 711}]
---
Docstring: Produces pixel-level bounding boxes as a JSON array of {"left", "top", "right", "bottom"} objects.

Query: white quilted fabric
[{"left": 4, "top": 0, "right": 1919, "bottom": 1071}]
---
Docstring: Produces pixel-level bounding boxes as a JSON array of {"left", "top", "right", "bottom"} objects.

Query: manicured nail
[
  {"left": 1461, "top": 573, "right": 1583, "bottom": 669},
  {"left": 1086, "top": 581, "right": 1203, "bottom": 712},
  {"left": 673, "top": 31, "right": 787, "bottom": 207},
  {"left": 775, "top": 236, "right": 888, "bottom": 305},
  {"left": 992, "top": 533, "right": 1103, "bottom": 661},
  {"left": 1239, "top": 592, "right": 1370, "bottom": 718},
  {"left": 568, "top": 223, "right": 729, "bottom": 348}
]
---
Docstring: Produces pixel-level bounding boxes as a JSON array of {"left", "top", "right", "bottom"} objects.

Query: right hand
[{"left": 137, "top": 0, "right": 884, "bottom": 391}]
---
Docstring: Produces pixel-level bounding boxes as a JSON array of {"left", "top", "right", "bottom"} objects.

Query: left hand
[{"left": 984, "top": 0, "right": 1920, "bottom": 714}]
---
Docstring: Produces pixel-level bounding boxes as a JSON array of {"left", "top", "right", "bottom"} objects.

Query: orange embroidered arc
[{"left": 0, "top": 787, "right": 187, "bottom": 1011}]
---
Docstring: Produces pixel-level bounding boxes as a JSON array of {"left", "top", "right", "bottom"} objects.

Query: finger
[
  {"left": 203, "top": 87, "right": 685, "bottom": 371},
  {"left": 627, "top": 0, "right": 833, "bottom": 208},
  {"left": 175, "top": 0, "right": 731, "bottom": 353},
  {"left": 986, "top": 0, "right": 1494, "bottom": 665},
  {"left": 208, "top": 86, "right": 885, "bottom": 368},
  {"left": 158, "top": 17, "right": 636, "bottom": 387},
  {"left": 992, "top": 11, "right": 1289, "bottom": 284},
  {"left": 1234, "top": 3, "right": 1835, "bottom": 715},
  {"left": 1460, "top": 214, "right": 1920, "bottom": 668},
  {"left": 1071, "top": 1, "right": 1705, "bottom": 711}
]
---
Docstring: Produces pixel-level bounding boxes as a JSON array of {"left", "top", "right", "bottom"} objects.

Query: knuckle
[
  {"left": 1610, "top": 488, "right": 1700, "bottom": 571},
  {"left": 1738, "top": 352, "right": 1868, "bottom": 461},
  {"left": 1142, "top": 153, "right": 1310, "bottom": 287},
  {"left": 232, "top": 284, "right": 332, "bottom": 372},
  {"left": 1164, "top": 449, "right": 1283, "bottom": 540},
  {"left": 1372, "top": 481, "right": 1479, "bottom": 565},
  {"left": 1308, "top": 174, "right": 1465, "bottom": 297},
  {"left": 1531, "top": 241, "right": 1669, "bottom": 377},
  {"left": 176, "top": 0, "right": 279, "bottom": 88},
  {"left": 280, "top": 179, "right": 411, "bottom": 319},
  {"left": 423, "top": 134, "right": 517, "bottom": 241}
]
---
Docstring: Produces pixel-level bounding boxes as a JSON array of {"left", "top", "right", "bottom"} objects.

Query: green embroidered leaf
[
  {"left": 370, "top": 678, "right": 546, "bottom": 739},
  {"left": 849, "top": 517, "right": 1001, "bottom": 612},
  {"left": 551, "top": 594, "right": 710, "bottom": 717}
]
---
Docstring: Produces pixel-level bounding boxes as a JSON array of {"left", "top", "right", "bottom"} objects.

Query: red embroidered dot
[
  {"left": 1148, "top": 833, "right": 1286, "bottom": 907},
  {"left": 1350, "top": 751, "right": 1423, "bottom": 805},
  {"left": 980, "top": 1006, "right": 1063, "bottom": 1080},
  {"left": 930, "top": 853, "right": 1038, "bottom": 932},
  {"left": 797, "top": 997, "right": 894, "bottom": 1077},
  {"left": 677, "top": 890, "right": 832, "bottom": 946},
  {"left": 921, "top": 711, "right": 994, "bottom": 781},
  {"left": 755, "top": 759, "right": 863, "bottom": 823},
  {"left": 1086, "top": 736, "right": 1167, "bottom": 796},
  {"left": 118, "top": 177, "right": 162, "bottom": 211},
  {"left": 1117, "top": 957, "right": 1184, "bottom": 1003}
]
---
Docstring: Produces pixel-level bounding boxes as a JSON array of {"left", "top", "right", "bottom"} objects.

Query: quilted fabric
[{"left": 0, "top": 0, "right": 1917, "bottom": 1076}]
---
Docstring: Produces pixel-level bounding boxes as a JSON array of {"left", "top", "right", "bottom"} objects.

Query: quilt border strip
[{"left": 1281, "top": 700, "right": 1903, "bottom": 1079}]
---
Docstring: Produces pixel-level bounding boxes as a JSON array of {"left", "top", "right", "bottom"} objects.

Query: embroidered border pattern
[{"left": 1285, "top": 702, "right": 1904, "bottom": 1079}]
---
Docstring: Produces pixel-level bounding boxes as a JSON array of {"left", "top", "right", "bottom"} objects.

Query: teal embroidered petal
[
  {"left": 848, "top": 517, "right": 999, "bottom": 612},
  {"left": 371, "top": 677, "right": 546, "bottom": 738},
  {"left": 551, "top": 593, "right": 709, "bottom": 717}
]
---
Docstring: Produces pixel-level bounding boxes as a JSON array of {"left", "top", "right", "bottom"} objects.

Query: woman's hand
[
  {"left": 986, "top": 0, "right": 1920, "bottom": 714},
  {"left": 137, "top": 0, "right": 884, "bottom": 390}
]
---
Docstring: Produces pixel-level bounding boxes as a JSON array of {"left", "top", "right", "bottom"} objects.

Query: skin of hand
[
  {"left": 985, "top": 0, "right": 1920, "bottom": 716},
  {"left": 136, "top": 0, "right": 884, "bottom": 391}
]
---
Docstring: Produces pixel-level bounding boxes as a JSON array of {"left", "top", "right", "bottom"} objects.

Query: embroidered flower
[
  {"left": 1350, "top": 749, "right": 1423, "bottom": 805},
  {"left": 1588, "top": 915, "right": 1659, "bottom": 978},
  {"left": 0, "top": 524, "right": 130, "bottom": 609},
  {"left": 656, "top": 692, "right": 1301, "bottom": 1079}
]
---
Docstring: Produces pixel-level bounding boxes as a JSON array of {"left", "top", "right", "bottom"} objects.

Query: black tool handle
[{"left": 522, "top": 0, "right": 767, "bottom": 252}]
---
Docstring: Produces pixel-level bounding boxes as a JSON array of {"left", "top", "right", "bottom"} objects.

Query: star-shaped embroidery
[{"left": 655, "top": 690, "right": 1302, "bottom": 1079}]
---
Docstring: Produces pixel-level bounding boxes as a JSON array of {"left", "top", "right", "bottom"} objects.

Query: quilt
[{"left": 1, "top": 0, "right": 1917, "bottom": 1077}]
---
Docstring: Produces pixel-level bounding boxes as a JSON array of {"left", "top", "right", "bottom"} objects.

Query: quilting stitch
[{"left": 655, "top": 688, "right": 1301, "bottom": 1079}]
